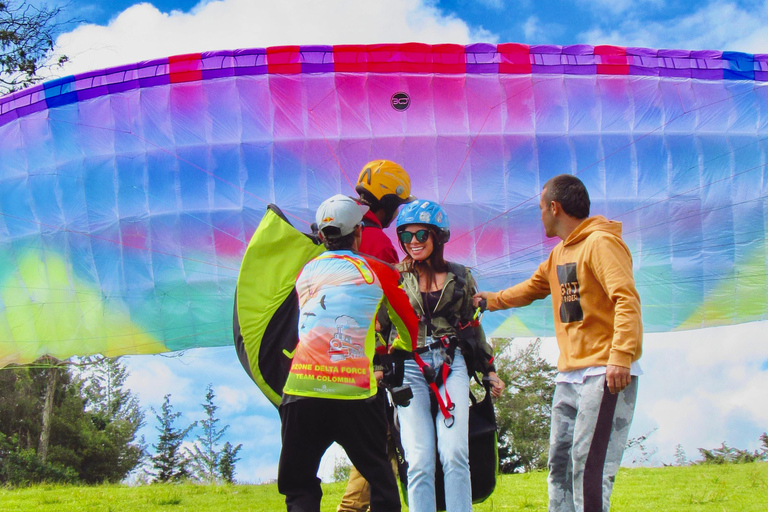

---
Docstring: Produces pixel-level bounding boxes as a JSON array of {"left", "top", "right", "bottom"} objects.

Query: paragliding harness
[
  {"left": 381, "top": 262, "right": 498, "bottom": 509},
  {"left": 401, "top": 262, "right": 495, "bottom": 427}
]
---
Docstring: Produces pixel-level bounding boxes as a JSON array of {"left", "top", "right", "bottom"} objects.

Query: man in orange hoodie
[{"left": 475, "top": 174, "right": 642, "bottom": 512}]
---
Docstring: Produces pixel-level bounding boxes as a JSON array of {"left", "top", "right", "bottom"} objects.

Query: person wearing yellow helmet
[
  {"left": 356, "top": 159, "right": 416, "bottom": 223},
  {"left": 354, "top": 160, "right": 417, "bottom": 264},
  {"left": 337, "top": 161, "right": 415, "bottom": 512}
]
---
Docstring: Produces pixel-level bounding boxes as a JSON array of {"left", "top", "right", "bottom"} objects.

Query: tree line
[{"left": 0, "top": 357, "right": 241, "bottom": 486}]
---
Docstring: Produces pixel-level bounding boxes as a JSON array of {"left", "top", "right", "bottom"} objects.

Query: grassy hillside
[{"left": 0, "top": 463, "right": 765, "bottom": 511}]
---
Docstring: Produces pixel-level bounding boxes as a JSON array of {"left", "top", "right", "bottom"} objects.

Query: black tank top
[{"left": 421, "top": 290, "right": 442, "bottom": 336}]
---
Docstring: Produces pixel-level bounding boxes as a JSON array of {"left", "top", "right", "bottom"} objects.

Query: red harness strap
[{"left": 411, "top": 336, "right": 457, "bottom": 427}]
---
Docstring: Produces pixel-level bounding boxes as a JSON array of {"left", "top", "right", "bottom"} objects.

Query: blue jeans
[{"left": 397, "top": 349, "right": 471, "bottom": 512}]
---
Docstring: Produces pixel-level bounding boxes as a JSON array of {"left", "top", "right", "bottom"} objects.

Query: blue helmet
[{"left": 395, "top": 199, "right": 450, "bottom": 243}]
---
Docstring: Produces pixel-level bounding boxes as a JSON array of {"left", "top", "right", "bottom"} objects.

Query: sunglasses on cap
[{"left": 398, "top": 229, "right": 431, "bottom": 244}]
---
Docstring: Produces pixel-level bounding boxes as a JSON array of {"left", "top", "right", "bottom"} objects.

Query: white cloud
[
  {"left": 319, "top": 442, "right": 350, "bottom": 483},
  {"left": 578, "top": 1, "right": 768, "bottom": 53},
  {"left": 214, "top": 384, "right": 252, "bottom": 414},
  {"left": 52, "top": 0, "right": 498, "bottom": 77},
  {"left": 629, "top": 322, "right": 768, "bottom": 465},
  {"left": 523, "top": 16, "right": 542, "bottom": 41},
  {"left": 125, "top": 357, "right": 194, "bottom": 408},
  {"left": 228, "top": 414, "right": 280, "bottom": 441}
]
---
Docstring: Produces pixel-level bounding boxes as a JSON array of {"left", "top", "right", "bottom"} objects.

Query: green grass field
[{"left": 0, "top": 463, "right": 765, "bottom": 511}]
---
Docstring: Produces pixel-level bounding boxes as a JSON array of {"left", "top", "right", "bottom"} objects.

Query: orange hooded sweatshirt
[{"left": 486, "top": 216, "right": 642, "bottom": 372}]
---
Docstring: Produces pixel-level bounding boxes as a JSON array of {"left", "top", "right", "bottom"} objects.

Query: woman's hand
[{"left": 487, "top": 371, "right": 505, "bottom": 398}]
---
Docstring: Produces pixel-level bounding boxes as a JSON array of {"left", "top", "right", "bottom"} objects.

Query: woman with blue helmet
[{"left": 389, "top": 199, "right": 505, "bottom": 512}]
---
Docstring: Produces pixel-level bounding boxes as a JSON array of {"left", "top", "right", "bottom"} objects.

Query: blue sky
[
  {"left": 35, "top": 0, "right": 768, "bottom": 483},
  {"left": 59, "top": 0, "right": 768, "bottom": 54},
  {"left": 45, "top": 0, "right": 768, "bottom": 78}
]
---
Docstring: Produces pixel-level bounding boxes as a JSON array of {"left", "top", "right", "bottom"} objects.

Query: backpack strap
[
  {"left": 444, "top": 262, "right": 496, "bottom": 379},
  {"left": 446, "top": 261, "right": 467, "bottom": 305}
]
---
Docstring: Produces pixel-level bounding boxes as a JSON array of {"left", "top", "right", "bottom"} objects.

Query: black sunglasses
[{"left": 398, "top": 229, "right": 431, "bottom": 243}]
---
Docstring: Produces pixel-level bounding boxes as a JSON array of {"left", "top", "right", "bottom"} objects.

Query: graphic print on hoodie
[{"left": 557, "top": 262, "right": 583, "bottom": 323}]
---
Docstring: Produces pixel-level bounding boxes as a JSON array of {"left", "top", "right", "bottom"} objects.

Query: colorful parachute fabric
[{"left": 1, "top": 43, "right": 767, "bottom": 366}]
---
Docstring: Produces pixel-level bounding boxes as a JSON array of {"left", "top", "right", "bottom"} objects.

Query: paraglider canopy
[{"left": 1, "top": 43, "right": 768, "bottom": 366}]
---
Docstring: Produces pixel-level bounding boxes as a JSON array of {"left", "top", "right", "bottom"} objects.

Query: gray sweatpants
[{"left": 548, "top": 375, "right": 638, "bottom": 512}]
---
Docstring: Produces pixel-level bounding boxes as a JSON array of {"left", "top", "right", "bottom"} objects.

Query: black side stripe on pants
[{"left": 583, "top": 382, "right": 619, "bottom": 512}]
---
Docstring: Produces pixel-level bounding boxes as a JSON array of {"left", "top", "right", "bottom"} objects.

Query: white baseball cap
[{"left": 315, "top": 194, "right": 369, "bottom": 238}]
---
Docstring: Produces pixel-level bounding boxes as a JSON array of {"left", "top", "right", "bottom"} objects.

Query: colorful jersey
[{"left": 283, "top": 250, "right": 418, "bottom": 400}]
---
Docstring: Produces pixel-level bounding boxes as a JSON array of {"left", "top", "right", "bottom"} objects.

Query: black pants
[{"left": 278, "top": 394, "right": 401, "bottom": 512}]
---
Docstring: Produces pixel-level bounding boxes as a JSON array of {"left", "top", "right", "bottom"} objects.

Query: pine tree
[
  {"left": 74, "top": 356, "right": 145, "bottom": 483},
  {"left": 151, "top": 394, "right": 195, "bottom": 483},
  {"left": 673, "top": 444, "right": 688, "bottom": 466},
  {"left": 79, "top": 356, "right": 137, "bottom": 420},
  {"left": 218, "top": 441, "right": 242, "bottom": 484},
  {"left": 188, "top": 384, "right": 228, "bottom": 483}
]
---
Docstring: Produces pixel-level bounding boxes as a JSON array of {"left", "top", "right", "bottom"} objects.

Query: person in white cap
[{"left": 277, "top": 194, "right": 419, "bottom": 512}]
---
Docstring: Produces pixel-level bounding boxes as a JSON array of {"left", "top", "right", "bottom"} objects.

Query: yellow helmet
[{"left": 355, "top": 160, "right": 416, "bottom": 206}]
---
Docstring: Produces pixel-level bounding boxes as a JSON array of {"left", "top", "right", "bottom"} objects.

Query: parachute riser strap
[
  {"left": 439, "top": 262, "right": 493, "bottom": 377},
  {"left": 454, "top": 312, "right": 495, "bottom": 377},
  {"left": 412, "top": 336, "right": 458, "bottom": 428},
  {"left": 438, "top": 336, "right": 457, "bottom": 422}
]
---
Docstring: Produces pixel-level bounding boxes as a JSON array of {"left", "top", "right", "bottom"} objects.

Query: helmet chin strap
[
  {"left": 381, "top": 211, "right": 395, "bottom": 228},
  {"left": 376, "top": 203, "right": 399, "bottom": 228}
]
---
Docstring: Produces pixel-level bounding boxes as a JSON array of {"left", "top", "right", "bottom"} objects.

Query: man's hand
[
  {"left": 374, "top": 370, "right": 384, "bottom": 385},
  {"left": 605, "top": 364, "right": 630, "bottom": 394},
  {"left": 472, "top": 291, "right": 488, "bottom": 309},
  {"left": 487, "top": 371, "right": 506, "bottom": 398}
]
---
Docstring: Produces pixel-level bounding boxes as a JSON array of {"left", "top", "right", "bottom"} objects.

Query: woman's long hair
[{"left": 400, "top": 227, "right": 449, "bottom": 291}]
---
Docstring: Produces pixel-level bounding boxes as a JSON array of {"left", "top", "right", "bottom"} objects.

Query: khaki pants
[{"left": 338, "top": 434, "right": 400, "bottom": 512}]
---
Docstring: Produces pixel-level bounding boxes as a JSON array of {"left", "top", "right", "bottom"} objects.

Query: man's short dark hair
[
  {"left": 321, "top": 227, "right": 356, "bottom": 251},
  {"left": 543, "top": 174, "right": 590, "bottom": 219}
]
